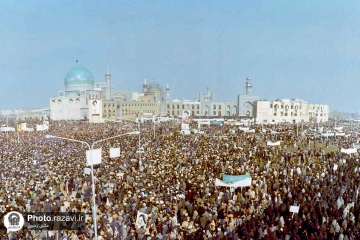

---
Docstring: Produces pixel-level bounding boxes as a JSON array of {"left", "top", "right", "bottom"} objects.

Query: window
[
  {"left": 213, "top": 105, "right": 216, "bottom": 110},
  {"left": 270, "top": 104, "right": 273, "bottom": 108},
  {"left": 219, "top": 105, "right": 221, "bottom": 109}
]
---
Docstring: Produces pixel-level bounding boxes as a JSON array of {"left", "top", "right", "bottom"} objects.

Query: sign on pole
[
  {"left": 110, "top": 148, "right": 120, "bottom": 158},
  {"left": 290, "top": 206, "right": 300, "bottom": 213},
  {"left": 86, "top": 148, "right": 102, "bottom": 166}
]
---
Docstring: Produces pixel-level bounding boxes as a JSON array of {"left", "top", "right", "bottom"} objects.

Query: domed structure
[{"left": 64, "top": 64, "right": 94, "bottom": 91}]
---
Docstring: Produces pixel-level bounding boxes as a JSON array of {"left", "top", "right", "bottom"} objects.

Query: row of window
[
  {"left": 122, "top": 103, "right": 157, "bottom": 107},
  {"left": 273, "top": 112, "right": 327, "bottom": 117},
  {"left": 122, "top": 111, "right": 155, "bottom": 116},
  {"left": 167, "top": 104, "right": 237, "bottom": 110},
  {"left": 52, "top": 99, "right": 81, "bottom": 104},
  {"left": 168, "top": 110, "right": 234, "bottom": 117},
  {"left": 270, "top": 104, "right": 301, "bottom": 110},
  {"left": 103, "top": 103, "right": 116, "bottom": 108},
  {"left": 167, "top": 104, "right": 200, "bottom": 110}
]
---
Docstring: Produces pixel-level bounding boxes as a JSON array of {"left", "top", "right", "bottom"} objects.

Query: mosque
[
  {"left": 48, "top": 62, "right": 329, "bottom": 123},
  {"left": 0, "top": 62, "right": 329, "bottom": 124},
  {"left": 50, "top": 63, "right": 167, "bottom": 122}
]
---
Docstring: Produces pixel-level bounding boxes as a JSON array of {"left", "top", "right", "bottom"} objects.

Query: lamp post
[{"left": 45, "top": 130, "right": 139, "bottom": 240}]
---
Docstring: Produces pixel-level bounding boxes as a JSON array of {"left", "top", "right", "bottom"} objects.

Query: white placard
[
  {"left": 290, "top": 206, "right": 300, "bottom": 213},
  {"left": 110, "top": 148, "right": 121, "bottom": 158},
  {"left": 116, "top": 172, "right": 125, "bottom": 177},
  {"left": 86, "top": 148, "right": 102, "bottom": 166},
  {"left": 84, "top": 168, "right": 91, "bottom": 175},
  {"left": 333, "top": 164, "right": 338, "bottom": 171},
  {"left": 267, "top": 141, "right": 281, "bottom": 146},
  {"left": 135, "top": 211, "right": 149, "bottom": 229},
  {"left": 33, "top": 160, "right": 37, "bottom": 165}
]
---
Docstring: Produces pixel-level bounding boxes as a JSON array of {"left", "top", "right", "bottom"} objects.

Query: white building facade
[
  {"left": 254, "top": 98, "right": 329, "bottom": 124},
  {"left": 50, "top": 63, "right": 110, "bottom": 121}
]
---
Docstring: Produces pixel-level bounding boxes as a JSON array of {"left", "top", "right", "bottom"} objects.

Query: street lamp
[{"left": 45, "top": 130, "right": 139, "bottom": 240}]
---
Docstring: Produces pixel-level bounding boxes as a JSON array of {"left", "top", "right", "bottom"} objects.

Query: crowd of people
[{"left": 0, "top": 118, "right": 360, "bottom": 240}]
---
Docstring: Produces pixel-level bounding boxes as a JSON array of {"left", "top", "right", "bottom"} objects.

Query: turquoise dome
[{"left": 64, "top": 64, "right": 94, "bottom": 91}]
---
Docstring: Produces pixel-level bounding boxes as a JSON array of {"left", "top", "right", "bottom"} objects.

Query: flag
[
  {"left": 215, "top": 174, "right": 252, "bottom": 188},
  {"left": 222, "top": 173, "right": 251, "bottom": 183}
]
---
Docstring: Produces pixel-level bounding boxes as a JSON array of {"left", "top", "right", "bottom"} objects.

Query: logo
[{"left": 4, "top": 211, "right": 25, "bottom": 233}]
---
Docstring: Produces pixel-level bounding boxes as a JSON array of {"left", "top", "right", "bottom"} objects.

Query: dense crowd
[{"left": 0, "top": 119, "right": 360, "bottom": 240}]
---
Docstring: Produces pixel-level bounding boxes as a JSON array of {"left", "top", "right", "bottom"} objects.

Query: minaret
[
  {"left": 246, "top": 77, "right": 252, "bottom": 95},
  {"left": 143, "top": 78, "right": 147, "bottom": 93},
  {"left": 166, "top": 83, "right": 170, "bottom": 101},
  {"left": 105, "top": 66, "right": 111, "bottom": 100}
]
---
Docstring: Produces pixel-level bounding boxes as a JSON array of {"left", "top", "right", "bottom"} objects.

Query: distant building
[
  {"left": 50, "top": 63, "right": 109, "bottom": 121},
  {"left": 254, "top": 98, "right": 329, "bottom": 123},
  {"left": 111, "top": 78, "right": 167, "bottom": 120},
  {"left": 237, "top": 77, "right": 260, "bottom": 117},
  {"left": 166, "top": 87, "right": 238, "bottom": 118}
]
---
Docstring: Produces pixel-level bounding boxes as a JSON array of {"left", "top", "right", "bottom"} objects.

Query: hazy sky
[{"left": 1, "top": 0, "right": 359, "bottom": 112}]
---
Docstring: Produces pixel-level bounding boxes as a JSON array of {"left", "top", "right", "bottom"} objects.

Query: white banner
[
  {"left": 36, "top": 124, "right": 45, "bottom": 131},
  {"left": 322, "top": 132, "right": 335, "bottom": 137},
  {"left": 290, "top": 206, "right": 300, "bottom": 213},
  {"left": 181, "top": 123, "right": 190, "bottom": 130},
  {"left": 267, "top": 141, "right": 281, "bottom": 146},
  {"left": 334, "top": 126, "right": 343, "bottom": 131},
  {"left": 336, "top": 132, "right": 346, "bottom": 136},
  {"left": 239, "top": 127, "right": 249, "bottom": 132},
  {"left": 215, "top": 177, "right": 252, "bottom": 188},
  {"left": 246, "top": 129, "right": 255, "bottom": 133},
  {"left": 199, "top": 121, "right": 210, "bottom": 125},
  {"left": 135, "top": 211, "right": 149, "bottom": 229},
  {"left": 341, "top": 148, "right": 357, "bottom": 154},
  {"left": 110, "top": 148, "right": 120, "bottom": 158},
  {"left": 0, "top": 127, "right": 15, "bottom": 132},
  {"left": 86, "top": 148, "right": 102, "bottom": 166}
]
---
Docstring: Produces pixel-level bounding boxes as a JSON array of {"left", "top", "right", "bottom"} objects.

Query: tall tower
[
  {"left": 143, "top": 78, "right": 147, "bottom": 93},
  {"left": 166, "top": 83, "right": 170, "bottom": 101},
  {"left": 105, "top": 66, "right": 111, "bottom": 100},
  {"left": 246, "top": 77, "right": 252, "bottom": 95}
]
